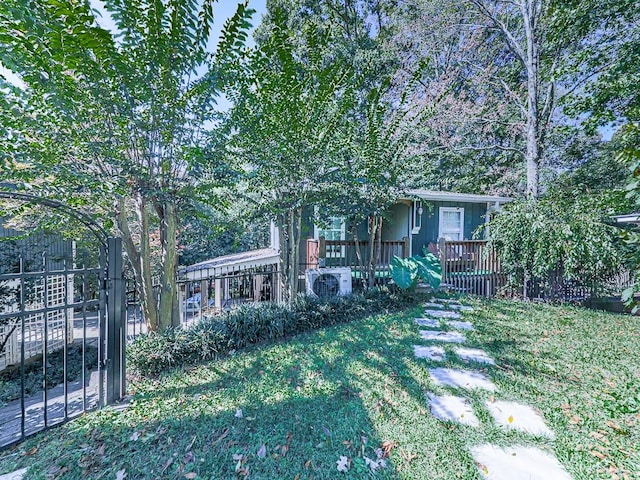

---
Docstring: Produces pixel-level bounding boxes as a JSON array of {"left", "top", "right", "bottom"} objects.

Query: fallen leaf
[
  {"left": 184, "top": 474, "right": 197, "bottom": 479},
  {"left": 161, "top": 457, "right": 174, "bottom": 474},
  {"left": 257, "top": 445, "right": 267, "bottom": 458},
  {"left": 281, "top": 445, "right": 289, "bottom": 456},
  {"left": 606, "top": 420, "right": 623, "bottom": 432},
  {"left": 185, "top": 436, "right": 197, "bottom": 452},
  {"left": 364, "top": 455, "right": 387, "bottom": 472},
  {"left": 212, "top": 428, "right": 229, "bottom": 445},
  {"left": 115, "top": 469, "right": 127, "bottom": 480},
  {"left": 336, "top": 455, "right": 350, "bottom": 473},
  {"left": 381, "top": 440, "right": 397, "bottom": 457}
]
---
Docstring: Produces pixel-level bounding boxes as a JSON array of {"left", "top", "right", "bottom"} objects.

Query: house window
[
  {"left": 438, "top": 207, "right": 464, "bottom": 241},
  {"left": 315, "top": 216, "right": 346, "bottom": 258}
]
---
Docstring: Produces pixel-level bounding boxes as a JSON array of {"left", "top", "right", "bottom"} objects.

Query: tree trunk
[
  {"left": 367, "top": 215, "right": 383, "bottom": 289},
  {"left": 523, "top": 0, "right": 540, "bottom": 199},
  {"left": 352, "top": 218, "right": 366, "bottom": 289},
  {"left": 116, "top": 195, "right": 159, "bottom": 331},
  {"left": 157, "top": 200, "right": 179, "bottom": 329}
]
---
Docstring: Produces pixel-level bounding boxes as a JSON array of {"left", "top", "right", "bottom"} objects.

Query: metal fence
[
  {"left": 0, "top": 227, "right": 126, "bottom": 449},
  {"left": 175, "top": 263, "right": 281, "bottom": 327}
]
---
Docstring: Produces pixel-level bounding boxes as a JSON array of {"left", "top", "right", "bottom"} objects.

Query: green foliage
[
  {"left": 389, "top": 256, "right": 418, "bottom": 290},
  {"left": 488, "top": 198, "right": 625, "bottom": 291},
  {"left": 129, "top": 287, "right": 420, "bottom": 376},
  {"left": 390, "top": 252, "right": 442, "bottom": 292}
]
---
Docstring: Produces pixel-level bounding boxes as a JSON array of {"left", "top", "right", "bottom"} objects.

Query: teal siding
[
  {"left": 411, "top": 201, "right": 487, "bottom": 256},
  {"left": 299, "top": 200, "right": 488, "bottom": 262}
]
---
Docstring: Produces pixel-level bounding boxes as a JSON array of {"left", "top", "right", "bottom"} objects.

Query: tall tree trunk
[
  {"left": 277, "top": 212, "right": 289, "bottom": 303},
  {"left": 157, "top": 200, "right": 179, "bottom": 329},
  {"left": 352, "top": 218, "right": 366, "bottom": 289},
  {"left": 523, "top": 0, "right": 540, "bottom": 199},
  {"left": 367, "top": 215, "right": 383, "bottom": 289},
  {"left": 116, "top": 195, "right": 159, "bottom": 331}
]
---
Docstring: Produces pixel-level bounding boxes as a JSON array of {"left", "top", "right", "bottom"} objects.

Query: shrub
[{"left": 129, "top": 287, "right": 421, "bottom": 376}]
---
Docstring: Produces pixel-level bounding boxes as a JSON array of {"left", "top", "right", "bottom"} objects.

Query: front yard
[{"left": 0, "top": 298, "right": 638, "bottom": 479}]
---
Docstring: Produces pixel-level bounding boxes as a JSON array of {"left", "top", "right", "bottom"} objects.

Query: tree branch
[{"left": 468, "top": 0, "right": 526, "bottom": 64}]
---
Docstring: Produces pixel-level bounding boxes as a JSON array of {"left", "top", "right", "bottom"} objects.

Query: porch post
[
  {"left": 402, "top": 237, "right": 410, "bottom": 258},
  {"left": 438, "top": 237, "right": 447, "bottom": 285}
]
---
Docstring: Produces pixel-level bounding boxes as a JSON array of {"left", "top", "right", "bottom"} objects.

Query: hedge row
[{"left": 128, "top": 287, "right": 421, "bottom": 376}]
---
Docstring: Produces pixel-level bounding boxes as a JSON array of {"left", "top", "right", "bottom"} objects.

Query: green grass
[{"left": 1, "top": 298, "right": 639, "bottom": 479}]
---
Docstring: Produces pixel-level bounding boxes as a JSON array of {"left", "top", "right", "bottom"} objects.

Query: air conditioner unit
[{"left": 306, "top": 267, "right": 352, "bottom": 297}]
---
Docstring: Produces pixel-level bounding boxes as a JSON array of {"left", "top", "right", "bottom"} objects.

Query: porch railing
[
  {"left": 438, "top": 239, "right": 507, "bottom": 296},
  {"left": 305, "top": 237, "right": 410, "bottom": 284}
]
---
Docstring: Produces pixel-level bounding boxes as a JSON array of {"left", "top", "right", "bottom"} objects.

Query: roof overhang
[
  {"left": 406, "top": 189, "right": 513, "bottom": 204},
  {"left": 179, "top": 248, "right": 280, "bottom": 281},
  {"left": 614, "top": 214, "right": 640, "bottom": 225}
]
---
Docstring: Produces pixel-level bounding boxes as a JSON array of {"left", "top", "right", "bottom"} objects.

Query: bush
[{"left": 128, "top": 287, "right": 421, "bottom": 376}]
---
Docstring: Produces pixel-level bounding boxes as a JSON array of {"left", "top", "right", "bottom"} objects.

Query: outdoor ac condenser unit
[{"left": 305, "top": 267, "right": 352, "bottom": 297}]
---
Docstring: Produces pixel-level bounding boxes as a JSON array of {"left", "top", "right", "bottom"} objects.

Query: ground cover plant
[
  {"left": 0, "top": 344, "right": 98, "bottom": 406},
  {"left": 128, "top": 288, "right": 420, "bottom": 376},
  {"left": 0, "top": 299, "right": 638, "bottom": 479}
]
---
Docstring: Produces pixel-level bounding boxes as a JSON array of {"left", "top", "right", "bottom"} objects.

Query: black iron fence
[{"left": 0, "top": 226, "right": 126, "bottom": 449}]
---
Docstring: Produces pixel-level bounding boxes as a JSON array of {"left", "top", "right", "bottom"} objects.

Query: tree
[
  {"left": 225, "top": 6, "right": 355, "bottom": 302},
  {"left": 0, "top": 0, "right": 253, "bottom": 331}
]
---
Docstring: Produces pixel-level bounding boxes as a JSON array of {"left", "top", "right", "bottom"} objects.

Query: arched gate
[{"left": 0, "top": 192, "right": 126, "bottom": 448}]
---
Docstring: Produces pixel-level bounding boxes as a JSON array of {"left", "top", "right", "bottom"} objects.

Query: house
[
  {"left": 301, "top": 190, "right": 513, "bottom": 270},
  {"left": 177, "top": 190, "right": 512, "bottom": 314}
]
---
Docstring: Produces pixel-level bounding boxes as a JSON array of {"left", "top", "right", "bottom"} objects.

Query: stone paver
[
  {"left": 0, "top": 469, "right": 27, "bottom": 480},
  {"left": 424, "top": 309, "right": 462, "bottom": 319},
  {"left": 423, "top": 302, "right": 446, "bottom": 309},
  {"left": 415, "top": 317, "right": 440, "bottom": 328},
  {"left": 449, "top": 304, "right": 474, "bottom": 312},
  {"left": 414, "top": 345, "right": 446, "bottom": 361},
  {"left": 445, "top": 320, "right": 475, "bottom": 331},
  {"left": 471, "top": 444, "right": 572, "bottom": 480},
  {"left": 454, "top": 347, "right": 495, "bottom": 365},
  {"left": 486, "top": 400, "right": 554, "bottom": 438},
  {"left": 432, "top": 298, "right": 459, "bottom": 305},
  {"left": 429, "top": 367, "right": 496, "bottom": 391},
  {"left": 427, "top": 393, "right": 479, "bottom": 426},
  {"left": 419, "top": 330, "right": 465, "bottom": 343}
]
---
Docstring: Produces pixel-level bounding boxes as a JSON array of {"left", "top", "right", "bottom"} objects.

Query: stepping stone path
[
  {"left": 422, "top": 302, "right": 446, "bottom": 309},
  {"left": 413, "top": 298, "right": 572, "bottom": 479},
  {"left": 454, "top": 347, "right": 495, "bottom": 365},
  {"left": 415, "top": 317, "right": 440, "bottom": 328},
  {"left": 445, "top": 320, "right": 474, "bottom": 331},
  {"left": 471, "top": 445, "right": 572, "bottom": 480},
  {"left": 419, "top": 330, "right": 465, "bottom": 343},
  {"left": 429, "top": 367, "right": 496, "bottom": 391},
  {"left": 414, "top": 345, "right": 446, "bottom": 361},
  {"left": 485, "top": 400, "right": 554, "bottom": 438},
  {"left": 427, "top": 393, "right": 479, "bottom": 426},
  {"left": 0, "top": 469, "right": 27, "bottom": 480},
  {"left": 423, "top": 309, "right": 462, "bottom": 319},
  {"left": 448, "top": 304, "right": 474, "bottom": 312}
]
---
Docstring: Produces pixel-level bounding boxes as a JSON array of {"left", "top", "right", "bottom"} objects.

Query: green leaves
[
  {"left": 390, "top": 256, "right": 418, "bottom": 290},
  {"left": 390, "top": 253, "right": 442, "bottom": 292}
]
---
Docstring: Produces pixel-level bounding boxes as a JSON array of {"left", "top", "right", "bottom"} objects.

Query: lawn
[{"left": 0, "top": 298, "right": 639, "bottom": 479}]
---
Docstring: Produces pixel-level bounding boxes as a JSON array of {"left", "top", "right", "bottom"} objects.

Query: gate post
[{"left": 106, "top": 237, "right": 126, "bottom": 404}]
